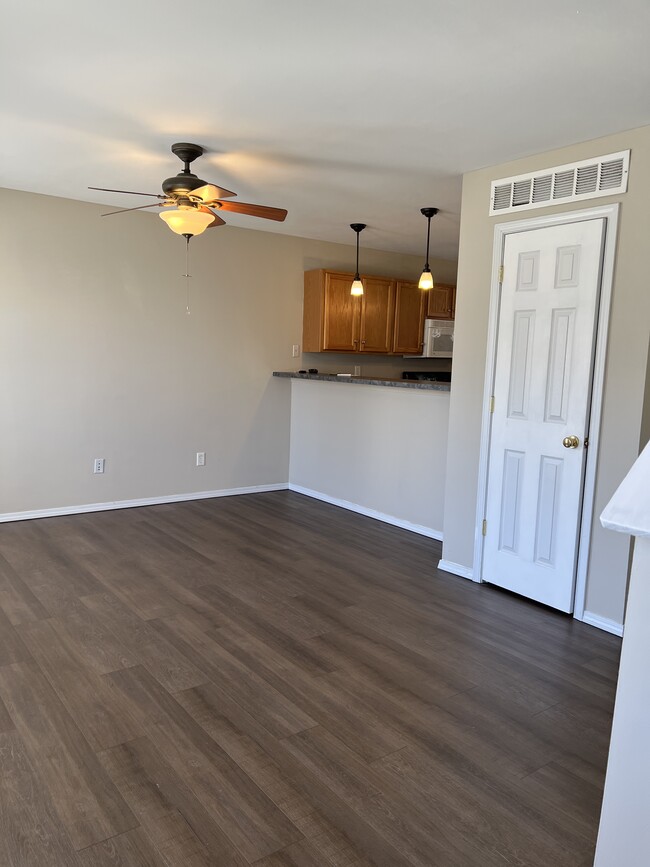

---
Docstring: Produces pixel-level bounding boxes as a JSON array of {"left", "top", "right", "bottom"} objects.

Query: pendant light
[
  {"left": 350, "top": 223, "right": 366, "bottom": 296},
  {"left": 418, "top": 207, "right": 439, "bottom": 290}
]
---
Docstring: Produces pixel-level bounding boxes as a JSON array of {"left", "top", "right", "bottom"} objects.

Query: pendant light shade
[
  {"left": 418, "top": 207, "right": 439, "bottom": 290},
  {"left": 160, "top": 206, "right": 213, "bottom": 236},
  {"left": 350, "top": 223, "right": 367, "bottom": 296}
]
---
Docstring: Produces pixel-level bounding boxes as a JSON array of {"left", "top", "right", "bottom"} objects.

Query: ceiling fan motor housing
[
  {"left": 162, "top": 173, "right": 207, "bottom": 195},
  {"left": 162, "top": 142, "right": 207, "bottom": 195}
]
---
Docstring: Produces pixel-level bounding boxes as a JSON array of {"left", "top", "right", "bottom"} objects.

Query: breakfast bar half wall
[{"left": 274, "top": 372, "right": 450, "bottom": 539}]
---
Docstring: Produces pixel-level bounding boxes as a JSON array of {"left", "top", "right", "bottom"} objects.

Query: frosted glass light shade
[
  {"left": 418, "top": 268, "right": 434, "bottom": 290},
  {"left": 350, "top": 278, "right": 364, "bottom": 296},
  {"left": 159, "top": 208, "right": 213, "bottom": 236}
]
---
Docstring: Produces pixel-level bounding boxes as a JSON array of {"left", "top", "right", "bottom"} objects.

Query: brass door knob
[{"left": 562, "top": 435, "right": 580, "bottom": 449}]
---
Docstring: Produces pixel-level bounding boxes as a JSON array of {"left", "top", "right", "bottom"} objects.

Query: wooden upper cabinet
[
  {"left": 303, "top": 270, "right": 395, "bottom": 353},
  {"left": 426, "top": 283, "right": 456, "bottom": 320},
  {"left": 303, "top": 270, "right": 357, "bottom": 352},
  {"left": 359, "top": 277, "right": 395, "bottom": 353},
  {"left": 302, "top": 269, "right": 446, "bottom": 354},
  {"left": 322, "top": 272, "right": 360, "bottom": 351},
  {"left": 393, "top": 281, "right": 425, "bottom": 354}
]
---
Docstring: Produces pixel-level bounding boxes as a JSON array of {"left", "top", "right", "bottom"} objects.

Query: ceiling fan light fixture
[
  {"left": 418, "top": 207, "right": 439, "bottom": 291},
  {"left": 350, "top": 223, "right": 367, "bottom": 297},
  {"left": 159, "top": 207, "right": 213, "bottom": 237}
]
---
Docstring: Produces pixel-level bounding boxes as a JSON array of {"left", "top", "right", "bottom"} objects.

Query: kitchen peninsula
[{"left": 274, "top": 371, "right": 450, "bottom": 539}]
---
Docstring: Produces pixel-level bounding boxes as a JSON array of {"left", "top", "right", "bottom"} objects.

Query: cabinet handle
[{"left": 361, "top": 339, "right": 366, "bottom": 344}]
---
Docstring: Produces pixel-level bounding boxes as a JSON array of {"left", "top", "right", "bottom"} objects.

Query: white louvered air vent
[{"left": 489, "top": 151, "right": 629, "bottom": 215}]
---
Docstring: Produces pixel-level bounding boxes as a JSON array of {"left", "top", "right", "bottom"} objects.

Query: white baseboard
[
  {"left": 580, "top": 610, "right": 624, "bottom": 637},
  {"left": 437, "top": 559, "right": 475, "bottom": 581},
  {"left": 0, "top": 483, "right": 289, "bottom": 524},
  {"left": 288, "top": 484, "right": 443, "bottom": 541}
]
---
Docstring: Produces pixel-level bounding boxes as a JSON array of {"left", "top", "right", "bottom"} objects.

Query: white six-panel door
[{"left": 482, "top": 219, "right": 605, "bottom": 612}]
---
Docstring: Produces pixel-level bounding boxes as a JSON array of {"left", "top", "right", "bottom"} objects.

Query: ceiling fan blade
[
  {"left": 215, "top": 200, "right": 288, "bottom": 222},
  {"left": 191, "top": 183, "right": 237, "bottom": 202},
  {"left": 101, "top": 203, "right": 163, "bottom": 216},
  {"left": 198, "top": 206, "right": 226, "bottom": 228},
  {"left": 89, "top": 186, "right": 165, "bottom": 198}
]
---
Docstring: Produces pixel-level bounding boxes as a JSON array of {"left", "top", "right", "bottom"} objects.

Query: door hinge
[
  {"left": 489, "top": 395, "right": 495, "bottom": 414},
  {"left": 482, "top": 519, "right": 487, "bottom": 536},
  {"left": 498, "top": 265, "right": 504, "bottom": 283}
]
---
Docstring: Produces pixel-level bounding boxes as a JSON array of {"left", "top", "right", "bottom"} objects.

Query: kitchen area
[{"left": 274, "top": 267, "right": 456, "bottom": 539}]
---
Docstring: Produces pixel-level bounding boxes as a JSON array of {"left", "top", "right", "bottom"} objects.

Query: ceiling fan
[{"left": 90, "top": 142, "right": 288, "bottom": 238}]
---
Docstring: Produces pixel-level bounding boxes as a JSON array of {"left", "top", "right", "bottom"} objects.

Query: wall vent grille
[{"left": 489, "top": 150, "right": 629, "bottom": 215}]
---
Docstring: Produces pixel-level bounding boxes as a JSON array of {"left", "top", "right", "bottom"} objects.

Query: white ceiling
[{"left": 2, "top": 0, "right": 649, "bottom": 259}]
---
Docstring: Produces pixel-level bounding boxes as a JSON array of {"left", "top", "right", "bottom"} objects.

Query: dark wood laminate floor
[{"left": 0, "top": 492, "right": 620, "bottom": 866}]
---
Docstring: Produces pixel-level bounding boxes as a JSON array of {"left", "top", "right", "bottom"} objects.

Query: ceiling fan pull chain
[{"left": 183, "top": 235, "right": 192, "bottom": 315}]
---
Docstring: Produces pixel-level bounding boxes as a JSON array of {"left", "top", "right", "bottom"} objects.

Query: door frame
[{"left": 472, "top": 204, "right": 619, "bottom": 622}]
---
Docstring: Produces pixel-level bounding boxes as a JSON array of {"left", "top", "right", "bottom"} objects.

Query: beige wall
[
  {"left": 640, "top": 336, "right": 650, "bottom": 450},
  {"left": 443, "top": 125, "right": 650, "bottom": 625},
  {"left": 288, "top": 380, "right": 450, "bottom": 535},
  {"left": 0, "top": 187, "right": 427, "bottom": 516}
]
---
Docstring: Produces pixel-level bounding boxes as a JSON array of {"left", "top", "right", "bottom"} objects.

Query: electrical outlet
[
  {"left": 93, "top": 458, "right": 105, "bottom": 474},
  {"left": 354, "top": 365, "right": 361, "bottom": 376},
  {"left": 292, "top": 344, "right": 300, "bottom": 358},
  {"left": 196, "top": 451, "right": 206, "bottom": 467}
]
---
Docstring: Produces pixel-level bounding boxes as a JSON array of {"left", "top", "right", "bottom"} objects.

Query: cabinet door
[
  {"left": 359, "top": 277, "right": 395, "bottom": 353},
  {"left": 393, "top": 281, "right": 425, "bottom": 354},
  {"left": 322, "top": 272, "right": 360, "bottom": 351},
  {"left": 426, "top": 283, "right": 456, "bottom": 320}
]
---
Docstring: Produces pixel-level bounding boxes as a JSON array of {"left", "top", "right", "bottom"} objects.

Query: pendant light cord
[
  {"left": 355, "top": 230, "right": 360, "bottom": 279},
  {"left": 425, "top": 215, "right": 431, "bottom": 270}
]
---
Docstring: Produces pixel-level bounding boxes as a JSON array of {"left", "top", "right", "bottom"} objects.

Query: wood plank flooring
[{"left": 0, "top": 491, "right": 620, "bottom": 866}]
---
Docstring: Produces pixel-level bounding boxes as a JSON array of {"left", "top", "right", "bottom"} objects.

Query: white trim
[
  {"left": 288, "top": 484, "right": 443, "bottom": 541},
  {"left": 573, "top": 206, "right": 620, "bottom": 620},
  {"left": 473, "top": 204, "right": 620, "bottom": 623},
  {"left": 0, "top": 483, "right": 289, "bottom": 523},
  {"left": 438, "top": 559, "right": 474, "bottom": 581},
  {"left": 472, "top": 218, "right": 506, "bottom": 585},
  {"left": 581, "top": 611, "right": 624, "bottom": 637}
]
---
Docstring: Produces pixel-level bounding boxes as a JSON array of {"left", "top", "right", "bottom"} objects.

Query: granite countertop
[{"left": 272, "top": 371, "right": 451, "bottom": 391}]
